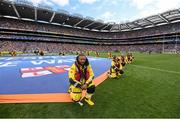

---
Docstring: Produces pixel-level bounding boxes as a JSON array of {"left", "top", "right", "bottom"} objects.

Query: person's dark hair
[{"left": 76, "top": 53, "right": 89, "bottom": 66}]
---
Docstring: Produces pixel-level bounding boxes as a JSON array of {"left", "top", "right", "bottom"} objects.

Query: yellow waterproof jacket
[
  {"left": 69, "top": 62, "right": 94, "bottom": 87},
  {"left": 111, "top": 60, "right": 122, "bottom": 70}
]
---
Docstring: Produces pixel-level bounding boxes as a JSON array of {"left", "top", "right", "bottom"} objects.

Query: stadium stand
[{"left": 0, "top": 0, "right": 180, "bottom": 54}]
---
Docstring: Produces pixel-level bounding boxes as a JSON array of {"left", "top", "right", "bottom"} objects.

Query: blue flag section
[{"left": 0, "top": 56, "right": 111, "bottom": 94}]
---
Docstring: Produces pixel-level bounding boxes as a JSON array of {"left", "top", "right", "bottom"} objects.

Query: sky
[{"left": 13, "top": 0, "right": 180, "bottom": 23}]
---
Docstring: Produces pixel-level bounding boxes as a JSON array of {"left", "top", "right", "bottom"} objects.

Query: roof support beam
[
  {"left": 132, "top": 22, "right": 143, "bottom": 28},
  {"left": 63, "top": 17, "right": 69, "bottom": 25},
  {"left": 118, "top": 24, "right": 122, "bottom": 31},
  {"left": 12, "top": 4, "right": 20, "bottom": 18},
  {"left": 110, "top": 24, "right": 118, "bottom": 31},
  {"left": 125, "top": 24, "right": 132, "bottom": 30},
  {"left": 93, "top": 23, "right": 105, "bottom": 29},
  {"left": 144, "top": 18, "right": 155, "bottom": 26},
  {"left": 50, "top": 12, "right": 55, "bottom": 23},
  {"left": 35, "top": 7, "right": 37, "bottom": 21},
  {"left": 159, "top": 14, "right": 169, "bottom": 23},
  {"left": 83, "top": 21, "right": 95, "bottom": 28},
  {"left": 73, "top": 19, "right": 84, "bottom": 27},
  {"left": 110, "top": 26, "right": 114, "bottom": 31},
  {"left": 100, "top": 24, "right": 109, "bottom": 30}
]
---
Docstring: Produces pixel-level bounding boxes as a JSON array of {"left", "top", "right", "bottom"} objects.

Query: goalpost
[{"left": 162, "top": 34, "right": 179, "bottom": 54}]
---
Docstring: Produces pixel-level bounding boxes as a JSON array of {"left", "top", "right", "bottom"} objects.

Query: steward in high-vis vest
[
  {"left": 120, "top": 55, "right": 126, "bottom": 67},
  {"left": 109, "top": 56, "right": 124, "bottom": 78},
  {"left": 68, "top": 54, "right": 95, "bottom": 106},
  {"left": 126, "top": 53, "right": 133, "bottom": 64},
  {"left": 108, "top": 52, "right": 112, "bottom": 58}
]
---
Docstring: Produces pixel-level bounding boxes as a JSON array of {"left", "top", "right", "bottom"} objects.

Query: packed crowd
[
  {"left": 0, "top": 18, "right": 99, "bottom": 38},
  {"left": 0, "top": 18, "right": 180, "bottom": 54},
  {"left": 0, "top": 40, "right": 179, "bottom": 54},
  {"left": 0, "top": 18, "right": 180, "bottom": 40}
]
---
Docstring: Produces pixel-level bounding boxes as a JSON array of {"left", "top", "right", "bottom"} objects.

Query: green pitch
[{"left": 0, "top": 52, "right": 180, "bottom": 118}]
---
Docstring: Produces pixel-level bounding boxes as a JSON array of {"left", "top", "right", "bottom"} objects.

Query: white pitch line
[{"left": 131, "top": 64, "right": 180, "bottom": 75}]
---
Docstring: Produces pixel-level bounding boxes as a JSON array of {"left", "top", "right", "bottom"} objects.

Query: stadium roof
[{"left": 1, "top": 0, "right": 180, "bottom": 32}]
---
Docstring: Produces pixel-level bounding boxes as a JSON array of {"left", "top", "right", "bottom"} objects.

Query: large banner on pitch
[{"left": 0, "top": 56, "right": 111, "bottom": 94}]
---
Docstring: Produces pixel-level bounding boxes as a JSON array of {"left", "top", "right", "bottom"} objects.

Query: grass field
[{"left": 0, "top": 52, "right": 180, "bottom": 118}]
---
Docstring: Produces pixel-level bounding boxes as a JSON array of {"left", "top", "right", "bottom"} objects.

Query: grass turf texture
[{"left": 0, "top": 52, "right": 180, "bottom": 118}]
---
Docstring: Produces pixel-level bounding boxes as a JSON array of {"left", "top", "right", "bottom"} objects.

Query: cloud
[
  {"left": 78, "top": 0, "right": 98, "bottom": 4},
  {"left": 28, "top": 0, "right": 43, "bottom": 6},
  {"left": 51, "top": 0, "right": 69, "bottom": 6},
  {"left": 130, "top": 0, "right": 180, "bottom": 18},
  {"left": 105, "top": 0, "right": 122, "bottom": 5},
  {"left": 15, "top": 0, "right": 69, "bottom": 7},
  {"left": 71, "top": 7, "right": 76, "bottom": 10},
  {"left": 11, "top": 0, "right": 180, "bottom": 23},
  {"left": 130, "top": 0, "right": 156, "bottom": 10},
  {"left": 99, "top": 11, "right": 119, "bottom": 23}
]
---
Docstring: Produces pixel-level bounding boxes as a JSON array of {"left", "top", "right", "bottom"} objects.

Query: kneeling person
[
  {"left": 68, "top": 54, "right": 95, "bottom": 106},
  {"left": 109, "top": 56, "right": 124, "bottom": 79}
]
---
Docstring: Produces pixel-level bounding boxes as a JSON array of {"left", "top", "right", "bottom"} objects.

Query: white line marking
[{"left": 131, "top": 64, "right": 180, "bottom": 75}]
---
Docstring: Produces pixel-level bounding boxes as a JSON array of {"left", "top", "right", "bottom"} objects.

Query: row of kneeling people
[
  {"left": 108, "top": 53, "right": 134, "bottom": 78},
  {"left": 67, "top": 53, "right": 134, "bottom": 106}
]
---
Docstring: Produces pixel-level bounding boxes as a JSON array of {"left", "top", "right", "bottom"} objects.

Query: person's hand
[{"left": 81, "top": 84, "right": 88, "bottom": 90}]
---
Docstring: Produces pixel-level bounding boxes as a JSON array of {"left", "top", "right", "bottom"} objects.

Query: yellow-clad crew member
[
  {"left": 116, "top": 57, "right": 124, "bottom": 76},
  {"left": 130, "top": 53, "right": 135, "bottom": 61},
  {"left": 126, "top": 53, "right": 133, "bottom": 64},
  {"left": 117, "top": 57, "right": 123, "bottom": 69},
  {"left": 68, "top": 54, "right": 95, "bottom": 106},
  {"left": 86, "top": 51, "right": 90, "bottom": 56},
  {"left": 109, "top": 56, "right": 124, "bottom": 78},
  {"left": 108, "top": 52, "right": 112, "bottom": 58},
  {"left": 10, "top": 50, "right": 17, "bottom": 57},
  {"left": 76, "top": 51, "right": 79, "bottom": 55},
  {"left": 95, "top": 51, "right": 99, "bottom": 57},
  {"left": 120, "top": 55, "right": 126, "bottom": 67}
]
